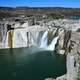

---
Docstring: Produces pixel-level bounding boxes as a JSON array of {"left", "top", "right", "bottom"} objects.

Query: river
[{"left": 0, "top": 47, "right": 66, "bottom": 80}]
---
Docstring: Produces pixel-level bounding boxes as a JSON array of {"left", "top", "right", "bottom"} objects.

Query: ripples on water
[{"left": 0, "top": 47, "right": 66, "bottom": 80}]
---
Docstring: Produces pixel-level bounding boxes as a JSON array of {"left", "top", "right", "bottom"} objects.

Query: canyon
[{"left": 0, "top": 18, "right": 80, "bottom": 80}]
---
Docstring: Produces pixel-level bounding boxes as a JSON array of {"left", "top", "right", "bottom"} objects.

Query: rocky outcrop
[
  {"left": 67, "top": 32, "right": 80, "bottom": 80},
  {"left": 55, "top": 31, "right": 80, "bottom": 80},
  {"left": 57, "top": 30, "right": 72, "bottom": 55}
]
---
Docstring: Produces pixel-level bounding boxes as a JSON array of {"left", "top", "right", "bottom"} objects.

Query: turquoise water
[{"left": 0, "top": 47, "right": 66, "bottom": 80}]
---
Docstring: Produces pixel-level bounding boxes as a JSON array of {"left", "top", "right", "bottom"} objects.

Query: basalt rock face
[
  {"left": 54, "top": 31, "right": 80, "bottom": 80},
  {"left": 56, "top": 30, "right": 71, "bottom": 55},
  {"left": 67, "top": 32, "right": 80, "bottom": 80}
]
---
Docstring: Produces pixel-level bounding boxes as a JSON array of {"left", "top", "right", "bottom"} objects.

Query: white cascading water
[
  {"left": 13, "top": 29, "right": 28, "bottom": 48},
  {"left": 2, "top": 31, "right": 7, "bottom": 48},
  {"left": 39, "top": 30, "right": 59, "bottom": 51},
  {"left": 30, "top": 31, "right": 40, "bottom": 47},
  {"left": 46, "top": 36, "right": 59, "bottom": 51},
  {"left": 40, "top": 31, "right": 48, "bottom": 48},
  {"left": 0, "top": 22, "right": 59, "bottom": 50},
  {"left": 0, "top": 25, "right": 7, "bottom": 48}
]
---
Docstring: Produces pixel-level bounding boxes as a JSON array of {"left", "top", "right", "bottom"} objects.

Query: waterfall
[
  {"left": 46, "top": 36, "right": 59, "bottom": 51},
  {"left": 13, "top": 29, "right": 31, "bottom": 48},
  {"left": 39, "top": 30, "right": 59, "bottom": 51},
  {"left": 0, "top": 23, "right": 59, "bottom": 50},
  {"left": 0, "top": 24, "right": 7, "bottom": 48},
  {"left": 40, "top": 31, "right": 48, "bottom": 48}
]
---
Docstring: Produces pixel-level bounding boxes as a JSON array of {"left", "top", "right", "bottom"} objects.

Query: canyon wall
[{"left": 0, "top": 19, "right": 80, "bottom": 80}]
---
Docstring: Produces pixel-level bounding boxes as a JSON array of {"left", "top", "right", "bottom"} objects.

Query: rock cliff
[
  {"left": 0, "top": 19, "right": 80, "bottom": 80},
  {"left": 49, "top": 31, "right": 80, "bottom": 80}
]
